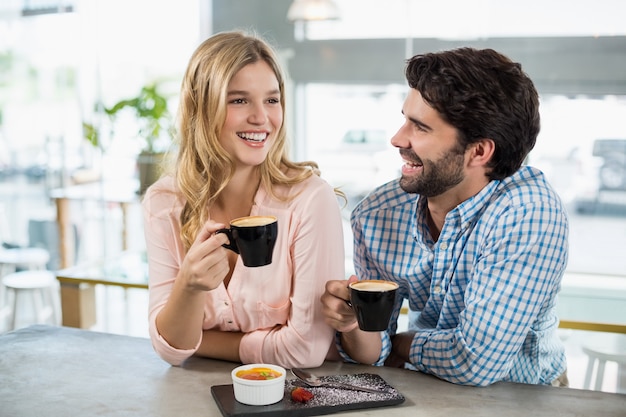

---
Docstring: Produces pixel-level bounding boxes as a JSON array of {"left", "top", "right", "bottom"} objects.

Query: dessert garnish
[{"left": 291, "top": 387, "right": 314, "bottom": 403}]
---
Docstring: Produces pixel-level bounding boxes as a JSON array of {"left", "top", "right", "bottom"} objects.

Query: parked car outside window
[
  {"left": 592, "top": 139, "right": 626, "bottom": 191},
  {"left": 572, "top": 138, "right": 626, "bottom": 214}
]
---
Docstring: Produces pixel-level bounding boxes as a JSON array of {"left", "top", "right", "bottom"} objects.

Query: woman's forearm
[
  {"left": 155, "top": 277, "right": 207, "bottom": 350},
  {"left": 195, "top": 329, "right": 243, "bottom": 362}
]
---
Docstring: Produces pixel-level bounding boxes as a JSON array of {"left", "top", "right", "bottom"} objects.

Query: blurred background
[{"left": 0, "top": 0, "right": 624, "bottom": 393}]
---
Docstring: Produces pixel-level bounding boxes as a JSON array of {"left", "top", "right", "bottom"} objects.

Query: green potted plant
[{"left": 83, "top": 82, "right": 175, "bottom": 194}]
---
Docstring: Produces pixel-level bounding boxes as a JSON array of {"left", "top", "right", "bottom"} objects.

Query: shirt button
[
  {"left": 428, "top": 254, "right": 434, "bottom": 261},
  {"left": 440, "top": 242, "right": 448, "bottom": 250},
  {"left": 433, "top": 285, "right": 442, "bottom": 294}
]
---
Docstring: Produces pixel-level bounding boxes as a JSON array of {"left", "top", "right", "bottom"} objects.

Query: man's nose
[{"left": 390, "top": 123, "right": 410, "bottom": 148}]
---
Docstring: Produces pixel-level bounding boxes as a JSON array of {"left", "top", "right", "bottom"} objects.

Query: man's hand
[
  {"left": 385, "top": 331, "right": 416, "bottom": 368},
  {"left": 321, "top": 275, "right": 383, "bottom": 364},
  {"left": 321, "top": 276, "right": 359, "bottom": 333}
]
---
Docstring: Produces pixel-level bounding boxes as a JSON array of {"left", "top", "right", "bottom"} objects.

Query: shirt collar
[{"left": 411, "top": 178, "right": 502, "bottom": 244}]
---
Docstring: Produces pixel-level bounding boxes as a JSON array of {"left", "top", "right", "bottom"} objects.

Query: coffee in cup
[
  {"left": 349, "top": 280, "right": 398, "bottom": 331},
  {"left": 217, "top": 215, "right": 278, "bottom": 267}
]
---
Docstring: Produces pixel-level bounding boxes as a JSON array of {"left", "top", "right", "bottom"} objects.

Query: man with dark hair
[{"left": 321, "top": 48, "right": 569, "bottom": 387}]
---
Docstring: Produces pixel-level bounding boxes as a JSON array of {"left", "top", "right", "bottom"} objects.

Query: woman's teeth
[{"left": 238, "top": 132, "right": 267, "bottom": 142}]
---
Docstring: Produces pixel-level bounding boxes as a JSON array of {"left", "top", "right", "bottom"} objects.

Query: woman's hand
[
  {"left": 154, "top": 221, "right": 230, "bottom": 351},
  {"left": 178, "top": 220, "right": 231, "bottom": 292}
]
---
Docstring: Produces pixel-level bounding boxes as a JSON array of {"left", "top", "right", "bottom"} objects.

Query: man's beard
[{"left": 399, "top": 145, "right": 466, "bottom": 197}]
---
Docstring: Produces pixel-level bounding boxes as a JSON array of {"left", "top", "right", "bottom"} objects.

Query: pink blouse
[{"left": 142, "top": 174, "right": 345, "bottom": 367}]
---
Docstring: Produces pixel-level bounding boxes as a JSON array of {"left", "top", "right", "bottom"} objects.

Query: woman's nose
[{"left": 247, "top": 103, "right": 268, "bottom": 124}]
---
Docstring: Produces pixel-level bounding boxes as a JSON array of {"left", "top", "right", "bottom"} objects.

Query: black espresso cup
[
  {"left": 349, "top": 280, "right": 399, "bottom": 331},
  {"left": 217, "top": 215, "right": 278, "bottom": 267}
]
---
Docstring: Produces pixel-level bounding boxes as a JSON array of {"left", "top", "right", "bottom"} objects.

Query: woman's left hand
[{"left": 177, "top": 220, "right": 231, "bottom": 292}]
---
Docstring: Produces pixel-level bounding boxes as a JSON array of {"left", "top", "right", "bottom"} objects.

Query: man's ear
[{"left": 468, "top": 138, "right": 495, "bottom": 167}]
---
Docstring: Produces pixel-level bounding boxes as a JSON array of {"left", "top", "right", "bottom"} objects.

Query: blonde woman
[{"left": 142, "top": 31, "right": 345, "bottom": 368}]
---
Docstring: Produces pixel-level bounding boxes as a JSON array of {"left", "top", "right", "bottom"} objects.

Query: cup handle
[{"left": 215, "top": 228, "right": 239, "bottom": 254}]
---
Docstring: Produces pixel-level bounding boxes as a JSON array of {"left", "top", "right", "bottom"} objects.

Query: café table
[
  {"left": 0, "top": 325, "right": 624, "bottom": 417},
  {"left": 557, "top": 271, "right": 626, "bottom": 334},
  {"left": 49, "top": 179, "right": 141, "bottom": 269},
  {"left": 55, "top": 251, "right": 148, "bottom": 329},
  {"left": 56, "top": 254, "right": 626, "bottom": 335}
]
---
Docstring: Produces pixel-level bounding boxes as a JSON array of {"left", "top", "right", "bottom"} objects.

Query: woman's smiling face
[{"left": 219, "top": 60, "right": 283, "bottom": 169}]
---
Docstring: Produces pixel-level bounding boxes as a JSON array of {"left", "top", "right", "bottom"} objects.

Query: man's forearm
[{"left": 340, "top": 329, "right": 383, "bottom": 365}]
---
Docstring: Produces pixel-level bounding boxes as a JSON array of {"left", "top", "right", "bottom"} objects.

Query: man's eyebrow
[{"left": 405, "top": 112, "right": 432, "bottom": 132}]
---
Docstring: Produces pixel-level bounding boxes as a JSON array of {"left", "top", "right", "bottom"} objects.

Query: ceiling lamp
[
  {"left": 287, "top": 0, "right": 340, "bottom": 22},
  {"left": 21, "top": 1, "right": 74, "bottom": 17}
]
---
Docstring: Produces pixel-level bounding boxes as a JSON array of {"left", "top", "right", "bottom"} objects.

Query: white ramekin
[{"left": 231, "top": 363, "right": 286, "bottom": 406}]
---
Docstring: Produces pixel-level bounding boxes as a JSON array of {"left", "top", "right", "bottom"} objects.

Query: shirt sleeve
[
  {"left": 142, "top": 181, "right": 201, "bottom": 366},
  {"left": 238, "top": 177, "right": 345, "bottom": 368},
  {"left": 333, "top": 206, "right": 397, "bottom": 366},
  {"left": 408, "top": 202, "right": 568, "bottom": 386}
]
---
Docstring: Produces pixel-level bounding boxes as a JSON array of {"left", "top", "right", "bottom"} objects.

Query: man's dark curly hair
[{"left": 405, "top": 47, "right": 540, "bottom": 180}]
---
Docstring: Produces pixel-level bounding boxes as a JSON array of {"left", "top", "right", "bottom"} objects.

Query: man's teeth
[{"left": 238, "top": 132, "right": 267, "bottom": 142}]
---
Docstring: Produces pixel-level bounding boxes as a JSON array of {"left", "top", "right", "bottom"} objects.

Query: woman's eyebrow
[{"left": 227, "top": 88, "right": 280, "bottom": 96}]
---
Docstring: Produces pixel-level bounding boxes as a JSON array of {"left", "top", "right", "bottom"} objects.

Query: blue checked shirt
[{"left": 339, "top": 166, "right": 569, "bottom": 386}]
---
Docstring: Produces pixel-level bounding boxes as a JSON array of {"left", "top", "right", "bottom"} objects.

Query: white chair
[
  {"left": 582, "top": 333, "right": 626, "bottom": 392},
  {"left": 0, "top": 247, "right": 51, "bottom": 330},
  {"left": 0, "top": 247, "right": 50, "bottom": 274},
  {"left": 1, "top": 270, "right": 60, "bottom": 331},
  {"left": 0, "top": 204, "right": 52, "bottom": 275}
]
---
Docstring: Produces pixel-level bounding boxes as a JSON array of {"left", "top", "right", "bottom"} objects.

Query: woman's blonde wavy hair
[{"left": 174, "top": 31, "right": 330, "bottom": 251}]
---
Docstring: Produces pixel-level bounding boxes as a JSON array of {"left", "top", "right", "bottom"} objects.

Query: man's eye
[{"left": 413, "top": 122, "right": 428, "bottom": 132}]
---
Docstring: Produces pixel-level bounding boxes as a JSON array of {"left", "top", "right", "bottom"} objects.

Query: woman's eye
[
  {"left": 230, "top": 98, "right": 246, "bottom": 104},
  {"left": 267, "top": 98, "right": 280, "bottom": 104}
]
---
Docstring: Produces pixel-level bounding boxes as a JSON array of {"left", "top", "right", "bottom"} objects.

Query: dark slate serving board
[{"left": 211, "top": 373, "right": 405, "bottom": 417}]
